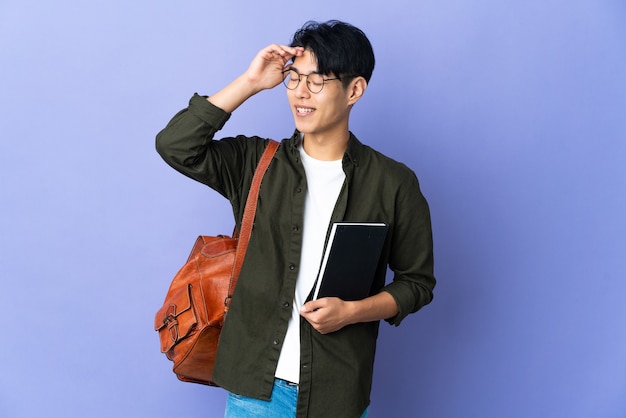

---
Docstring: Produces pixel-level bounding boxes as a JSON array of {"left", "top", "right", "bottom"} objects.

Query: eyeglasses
[{"left": 282, "top": 69, "right": 345, "bottom": 94}]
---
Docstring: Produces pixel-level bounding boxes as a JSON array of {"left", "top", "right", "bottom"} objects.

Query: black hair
[{"left": 289, "top": 20, "right": 375, "bottom": 86}]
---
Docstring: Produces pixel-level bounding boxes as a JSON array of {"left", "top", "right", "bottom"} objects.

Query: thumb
[{"left": 301, "top": 300, "right": 322, "bottom": 313}]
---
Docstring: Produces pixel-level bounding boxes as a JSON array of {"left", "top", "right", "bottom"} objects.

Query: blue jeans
[{"left": 224, "top": 379, "right": 369, "bottom": 418}]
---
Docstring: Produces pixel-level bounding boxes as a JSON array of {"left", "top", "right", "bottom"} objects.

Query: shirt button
[
  {"left": 273, "top": 339, "right": 280, "bottom": 345},
  {"left": 289, "top": 264, "right": 296, "bottom": 271},
  {"left": 283, "top": 301, "right": 290, "bottom": 308},
  {"left": 296, "top": 187, "right": 302, "bottom": 193},
  {"left": 292, "top": 225, "right": 299, "bottom": 232}
]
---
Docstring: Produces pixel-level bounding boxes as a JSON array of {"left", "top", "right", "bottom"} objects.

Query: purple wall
[{"left": 1, "top": 1, "right": 625, "bottom": 417}]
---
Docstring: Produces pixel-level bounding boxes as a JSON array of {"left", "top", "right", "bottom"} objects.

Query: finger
[
  {"left": 300, "top": 301, "right": 317, "bottom": 314},
  {"left": 303, "top": 297, "right": 329, "bottom": 313},
  {"left": 273, "top": 44, "right": 303, "bottom": 54},
  {"left": 289, "top": 46, "right": 305, "bottom": 57},
  {"left": 264, "top": 44, "right": 304, "bottom": 61},
  {"left": 264, "top": 44, "right": 289, "bottom": 57}
]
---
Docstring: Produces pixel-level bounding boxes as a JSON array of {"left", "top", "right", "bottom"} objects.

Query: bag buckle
[
  {"left": 163, "top": 304, "right": 179, "bottom": 342},
  {"left": 224, "top": 295, "right": 233, "bottom": 314}
]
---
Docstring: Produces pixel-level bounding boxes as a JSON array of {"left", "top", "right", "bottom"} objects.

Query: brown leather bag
[{"left": 154, "top": 140, "right": 279, "bottom": 386}]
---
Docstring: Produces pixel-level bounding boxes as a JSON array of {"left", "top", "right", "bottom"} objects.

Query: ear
[{"left": 347, "top": 76, "right": 367, "bottom": 105}]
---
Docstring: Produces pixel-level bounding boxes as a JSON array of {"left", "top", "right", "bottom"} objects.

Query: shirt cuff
[
  {"left": 381, "top": 282, "right": 417, "bottom": 326},
  {"left": 188, "top": 93, "right": 231, "bottom": 130}
]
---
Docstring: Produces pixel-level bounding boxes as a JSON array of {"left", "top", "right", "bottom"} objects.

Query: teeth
[{"left": 296, "top": 107, "right": 313, "bottom": 114}]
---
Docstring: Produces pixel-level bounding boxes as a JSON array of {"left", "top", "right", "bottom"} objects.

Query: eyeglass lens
[{"left": 283, "top": 70, "right": 326, "bottom": 93}]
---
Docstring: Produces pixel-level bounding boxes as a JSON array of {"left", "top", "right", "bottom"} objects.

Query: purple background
[{"left": 2, "top": 1, "right": 625, "bottom": 417}]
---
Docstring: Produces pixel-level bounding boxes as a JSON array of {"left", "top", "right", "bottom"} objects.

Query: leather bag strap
[{"left": 226, "top": 140, "right": 279, "bottom": 309}]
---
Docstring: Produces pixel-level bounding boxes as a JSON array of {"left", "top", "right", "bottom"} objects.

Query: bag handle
[{"left": 225, "top": 139, "right": 280, "bottom": 311}]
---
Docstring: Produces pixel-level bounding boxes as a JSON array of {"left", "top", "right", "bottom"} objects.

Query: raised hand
[
  {"left": 207, "top": 44, "right": 303, "bottom": 113},
  {"left": 244, "top": 44, "right": 304, "bottom": 91}
]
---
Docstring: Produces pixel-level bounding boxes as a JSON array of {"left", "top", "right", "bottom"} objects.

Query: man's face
[{"left": 286, "top": 49, "right": 352, "bottom": 141}]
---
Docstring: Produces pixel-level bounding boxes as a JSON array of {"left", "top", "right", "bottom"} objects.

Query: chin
[{"left": 293, "top": 121, "right": 312, "bottom": 135}]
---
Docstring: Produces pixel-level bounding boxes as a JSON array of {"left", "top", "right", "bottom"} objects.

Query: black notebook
[{"left": 312, "top": 222, "right": 389, "bottom": 301}]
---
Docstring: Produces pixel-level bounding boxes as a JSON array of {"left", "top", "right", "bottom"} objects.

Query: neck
[{"left": 302, "top": 132, "right": 350, "bottom": 161}]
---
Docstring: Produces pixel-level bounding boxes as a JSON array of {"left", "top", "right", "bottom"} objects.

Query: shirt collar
[{"left": 288, "top": 130, "right": 362, "bottom": 167}]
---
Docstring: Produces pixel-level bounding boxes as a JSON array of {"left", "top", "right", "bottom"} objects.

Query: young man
[{"left": 156, "top": 20, "right": 435, "bottom": 418}]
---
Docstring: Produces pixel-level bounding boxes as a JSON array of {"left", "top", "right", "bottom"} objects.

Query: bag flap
[{"left": 154, "top": 284, "right": 197, "bottom": 353}]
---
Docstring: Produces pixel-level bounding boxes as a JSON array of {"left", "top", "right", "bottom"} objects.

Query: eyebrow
[{"left": 288, "top": 66, "right": 320, "bottom": 75}]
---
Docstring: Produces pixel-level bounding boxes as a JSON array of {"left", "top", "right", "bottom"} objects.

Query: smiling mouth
[{"left": 296, "top": 106, "right": 314, "bottom": 115}]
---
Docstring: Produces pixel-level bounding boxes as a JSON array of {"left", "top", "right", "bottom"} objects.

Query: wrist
[
  {"left": 237, "top": 73, "right": 264, "bottom": 97},
  {"left": 344, "top": 300, "right": 362, "bottom": 326},
  {"left": 206, "top": 75, "right": 258, "bottom": 114},
  {"left": 350, "top": 292, "right": 399, "bottom": 324}
]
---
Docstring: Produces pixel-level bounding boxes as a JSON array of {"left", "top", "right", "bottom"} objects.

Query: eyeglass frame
[{"left": 281, "top": 68, "right": 355, "bottom": 93}]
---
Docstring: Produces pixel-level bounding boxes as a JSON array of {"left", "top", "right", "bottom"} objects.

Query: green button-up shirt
[{"left": 156, "top": 94, "right": 435, "bottom": 417}]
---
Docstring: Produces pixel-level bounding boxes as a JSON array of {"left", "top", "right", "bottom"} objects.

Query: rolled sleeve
[
  {"left": 187, "top": 93, "right": 231, "bottom": 129},
  {"left": 383, "top": 173, "right": 436, "bottom": 326}
]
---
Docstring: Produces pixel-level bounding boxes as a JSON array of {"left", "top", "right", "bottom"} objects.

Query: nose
[{"left": 293, "top": 77, "right": 311, "bottom": 99}]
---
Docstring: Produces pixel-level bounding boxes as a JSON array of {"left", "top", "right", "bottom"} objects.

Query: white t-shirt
[{"left": 274, "top": 144, "right": 345, "bottom": 384}]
